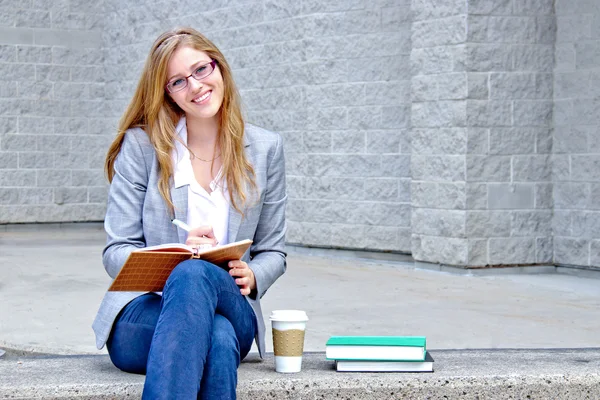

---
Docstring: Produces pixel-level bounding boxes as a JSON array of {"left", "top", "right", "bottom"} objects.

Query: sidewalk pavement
[{"left": 1, "top": 223, "right": 599, "bottom": 356}]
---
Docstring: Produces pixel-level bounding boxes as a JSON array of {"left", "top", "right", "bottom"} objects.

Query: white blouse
[{"left": 171, "top": 117, "right": 230, "bottom": 245}]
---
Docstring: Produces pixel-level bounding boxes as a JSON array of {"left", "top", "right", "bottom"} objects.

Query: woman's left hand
[{"left": 228, "top": 260, "right": 256, "bottom": 296}]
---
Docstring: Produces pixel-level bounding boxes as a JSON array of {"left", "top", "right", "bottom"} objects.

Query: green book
[{"left": 326, "top": 336, "right": 426, "bottom": 361}]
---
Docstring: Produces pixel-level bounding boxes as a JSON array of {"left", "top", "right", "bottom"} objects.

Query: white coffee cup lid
[{"left": 269, "top": 309, "right": 309, "bottom": 322}]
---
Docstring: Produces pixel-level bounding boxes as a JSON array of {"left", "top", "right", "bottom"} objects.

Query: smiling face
[{"left": 166, "top": 46, "right": 224, "bottom": 124}]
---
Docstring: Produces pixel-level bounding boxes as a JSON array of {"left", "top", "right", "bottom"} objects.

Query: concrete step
[{"left": 2, "top": 349, "right": 600, "bottom": 399}]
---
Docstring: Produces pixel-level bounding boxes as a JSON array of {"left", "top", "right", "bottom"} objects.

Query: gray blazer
[{"left": 92, "top": 123, "right": 287, "bottom": 358}]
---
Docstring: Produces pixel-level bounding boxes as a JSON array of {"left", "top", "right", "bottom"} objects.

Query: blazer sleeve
[
  {"left": 102, "top": 129, "right": 152, "bottom": 279},
  {"left": 248, "top": 133, "right": 287, "bottom": 300}
]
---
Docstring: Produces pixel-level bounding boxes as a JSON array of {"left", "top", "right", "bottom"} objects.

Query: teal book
[{"left": 326, "top": 336, "right": 426, "bottom": 361}]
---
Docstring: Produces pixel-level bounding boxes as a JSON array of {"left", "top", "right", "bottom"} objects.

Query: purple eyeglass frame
[{"left": 165, "top": 59, "right": 217, "bottom": 93}]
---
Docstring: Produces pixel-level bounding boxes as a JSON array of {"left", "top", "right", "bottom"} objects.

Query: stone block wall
[
  {"left": 554, "top": 0, "right": 600, "bottom": 268},
  {"left": 0, "top": 0, "right": 107, "bottom": 222},
  {"left": 0, "top": 0, "right": 599, "bottom": 269}
]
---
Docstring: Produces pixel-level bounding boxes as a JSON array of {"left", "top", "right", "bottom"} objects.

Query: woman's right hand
[{"left": 185, "top": 225, "right": 218, "bottom": 248}]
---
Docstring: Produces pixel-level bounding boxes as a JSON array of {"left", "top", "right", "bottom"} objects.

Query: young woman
[{"left": 92, "top": 27, "right": 287, "bottom": 399}]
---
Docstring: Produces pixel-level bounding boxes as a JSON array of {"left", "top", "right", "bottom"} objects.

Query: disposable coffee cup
[{"left": 270, "top": 310, "right": 309, "bottom": 373}]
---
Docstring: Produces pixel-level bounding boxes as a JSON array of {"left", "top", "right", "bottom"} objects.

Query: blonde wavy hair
[{"left": 105, "top": 27, "right": 256, "bottom": 216}]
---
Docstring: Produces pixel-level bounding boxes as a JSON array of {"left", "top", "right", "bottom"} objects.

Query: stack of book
[{"left": 325, "top": 336, "right": 433, "bottom": 372}]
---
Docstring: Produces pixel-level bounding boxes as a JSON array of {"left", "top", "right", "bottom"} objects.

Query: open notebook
[{"left": 108, "top": 239, "right": 252, "bottom": 292}]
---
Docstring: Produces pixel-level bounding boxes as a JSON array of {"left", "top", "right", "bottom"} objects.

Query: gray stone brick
[
  {"left": 304, "top": 177, "right": 365, "bottom": 200},
  {"left": 489, "top": 238, "right": 536, "bottom": 264},
  {"left": 553, "top": 99, "right": 572, "bottom": 127},
  {"left": 411, "top": 234, "right": 468, "bottom": 265},
  {"left": 411, "top": 0, "right": 466, "bottom": 21},
  {"left": 551, "top": 155, "right": 570, "bottom": 181},
  {"left": 553, "top": 211, "right": 571, "bottom": 236},
  {"left": 88, "top": 186, "right": 108, "bottom": 203},
  {"left": 466, "top": 44, "right": 512, "bottom": 72},
  {"left": 413, "top": 128, "right": 467, "bottom": 154},
  {"left": 303, "top": 131, "right": 331, "bottom": 153},
  {"left": 438, "top": 73, "right": 468, "bottom": 100},
  {"left": 411, "top": 181, "right": 437, "bottom": 208},
  {"left": 363, "top": 225, "right": 400, "bottom": 251},
  {"left": 535, "top": 183, "right": 553, "bottom": 209},
  {"left": 556, "top": 15, "right": 592, "bottom": 44},
  {"left": 331, "top": 223, "right": 366, "bottom": 249},
  {"left": 364, "top": 178, "right": 399, "bottom": 201},
  {"left": 286, "top": 221, "right": 331, "bottom": 246},
  {"left": 555, "top": 44, "right": 575, "bottom": 72},
  {"left": 398, "top": 178, "right": 410, "bottom": 202},
  {"left": 554, "top": 182, "right": 590, "bottom": 209},
  {"left": 50, "top": 10, "right": 87, "bottom": 30},
  {"left": 488, "top": 16, "right": 537, "bottom": 43},
  {"left": 438, "top": 182, "right": 466, "bottom": 209},
  {"left": 33, "top": 28, "right": 102, "bottom": 47},
  {"left": 0, "top": 117, "right": 16, "bottom": 134},
  {"left": 536, "top": 16, "right": 556, "bottom": 44},
  {"left": 511, "top": 210, "right": 552, "bottom": 236},
  {"left": 52, "top": 47, "right": 105, "bottom": 66},
  {"left": 572, "top": 98, "right": 600, "bottom": 126},
  {"left": 536, "top": 128, "right": 552, "bottom": 154},
  {"left": 382, "top": 6, "right": 411, "bottom": 30},
  {"left": 466, "top": 15, "right": 488, "bottom": 42},
  {"left": 513, "top": 101, "right": 553, "bottom": 127},
  {"left": 489, "top": 128, "right": 536, "bottom": 155},
  {"left": 0, "top": 63, "right": 36, "bottom": 81},
  {"left": 304, "top": 107, "right": 348, "bottom": 131},
  {"left": 264, "top": 0, "right": 302, "bottom": 20},
  {"left": 366, "top": 130, "right": 402, "bottom": 154},
  {"left": 382, "top": 154, "right": 410, "bottom": 177},
  {"left": 382, "top": 105, "right": 410, "bottom": 129},
  {"left": 489, "top": 72, "right": 552, "bottom": 100},
  {"left": 467, "top": 128, "right": 489, "bottom": 154},
  {"left": 571, "top": 155, "right": 600, "bottom": 182},
  {"left": 304, "top": 84, "right": 364, "bottom": 108},
  {"left": 70, "top": 135, "right": 111, "bottom": 153},
  {"left": 410, "top": 47, "right": 455, "bottom": 75},
  {"left": 353, "top": 55, "right": 411, "bottom": 82},
  {"left": 590, "top": 240, "right": 600, "bottom": 266},
  {"left": 0, "top": 169, "right": 35, "bottom": 186},
  {"left": 347, "top": 106, "right": 380, "bottom": 130},
  {"left": 412, "top": 101, "right": 467, "bottom": 128},
  {"left": 468, "top": 239, "right": 487, "bottom": 266},
  {"left": 514, "top": 0, "right": 554, "bottom": 15},
  {"left": 280, "top": 131, "right": 303, "bottom": 155},
  {"left": 70, "top": 66, "right": 104, "bottom": 83},
  {"left": 412, "top": 208, "right": 466, "bottom": 237},
  {"left": 513, "top": 155, "right": 552, "bottom": 181},
  {"left": 15, "top": 10, "right": 50, "bottom": 28},
  {"left": 412, "top": 15, "right": 466, "bottom": 48},
  {"left": 466, "top": 155, "right": 511, "bottom": 182},
  {"left": 13, "top": 188, "right": 53, "bottom": 204},
  {"left": 412, "top": 155, "right": 465, "bottom": 182},
  {"left": 36, "top": 65, "right": 70, "bottom": 82},
  {"left": 466, "top": 182, "right": 487, "bottom": 209},
  {"left": 0, "top": 44, "right": 15, "bottom": 62},
  {"left": 71, "top": 169, "right": 103, "bottom": 187},
  {"left": 2, "top": 134, "right": 37, "bottom": 151},
  {"left": 242, "top": 87, "right": 304, "bottom": 111},
  {"left": 590, "top": 184, "right": 600, "bottom": 210},
  {"left": 466, "top": 210, "right": 511, "bottom": 237},
  {"left": 285, "top": 176, "right": 303, "bottom": 199},
  {"left": 36, "top": 169, "right": 70, "bottom": 187},
  {"left": 54, "top": 152, "right": 89, "bottom": 169},
  {"left": 247, "top": 110, "right": 297, "bottom": 132},
  {"left": 411, "top": 75, "right": 437, "bottom": 102},
  {"left": 553, "top": 126, "right": 587, "bottom": 154},
  {"left": 284, "top": 153, "right": 305, "bottom": 176},
  {"left": 512, "top": 45, "right": 554, "bottom": 72},
  {"left": 0, "top": 188, "right": 18, "bottom": 205},
  {"left": 466, "top": 100, "right": 511, "bottom": 127},
  {"left": 0, "top": 151, "right": 17, "bottom": 168},
  {"left": 332, "top": 131, "right": 365, "bottom": 153},
  {"left": 536, "top": 237, "right": 553, "bottom": 263},
  {"left": 554, "top": 237, "right": 589, "bottom": 266},
  {"left": 19, "top": 117, "right": 50, "bottom": 134},
  {"left": 306, "top": 10, "right": 381, "bottom": 38},
  {"left": 365, "top": 81, "right": 410, "bottom": 106},
  {"left": 468, "top": 0, "right": 512, "bottom": 15},
  {"left": 571, "top": 211, "right": 589, "bottom": 237},
  {"left": 488, "top": 183, "right": 535, "bottom": 209},
  {"left": 88, "top": 118, "right": 117, "bottom": 136},
  {"left": 17, "top": 80, "right": 52, "bottom": 99},
  {"left": 18, "top": 151, "right": 53, "bottom": 168},
  {"left": 54, "top": 187, "right": 87, "bottom": 204},
  {"left": 302, "top": 0, "right": 364, "bottom": 13}
]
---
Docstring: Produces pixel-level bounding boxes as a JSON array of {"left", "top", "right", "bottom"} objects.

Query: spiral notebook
[{"left": 108, "top": 239, "right": 252, "bottom": 292}]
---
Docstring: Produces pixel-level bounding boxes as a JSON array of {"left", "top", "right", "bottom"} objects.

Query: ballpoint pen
[{"left": 171, "top": 218, "right": 191, "bottom": 232}]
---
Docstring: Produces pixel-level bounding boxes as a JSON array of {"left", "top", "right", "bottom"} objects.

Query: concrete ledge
[{"left": 2, "top": 349, "right": 600, "bottom": 399}]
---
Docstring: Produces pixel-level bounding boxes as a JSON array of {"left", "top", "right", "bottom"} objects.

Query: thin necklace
[{"left": 189, "top": 149, "right": 221, "bottom": 162}]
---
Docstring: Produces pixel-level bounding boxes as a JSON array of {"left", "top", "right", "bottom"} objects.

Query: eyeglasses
[{"left": 165, "top": 59, "right": 217, "bottom": 94}]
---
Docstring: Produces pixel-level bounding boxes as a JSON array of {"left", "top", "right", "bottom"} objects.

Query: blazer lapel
[{"left": 171, "top": 185, "right": 188, "bottom": 244}]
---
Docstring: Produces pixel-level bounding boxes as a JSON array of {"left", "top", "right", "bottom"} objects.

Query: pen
[{"left": 171, "top": 219, "right": 191, "bottom": 232}]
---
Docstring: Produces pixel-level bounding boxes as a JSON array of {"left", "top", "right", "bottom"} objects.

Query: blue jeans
[{"left": 106, "top": 259, "right": 257, "bottom": 400}]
